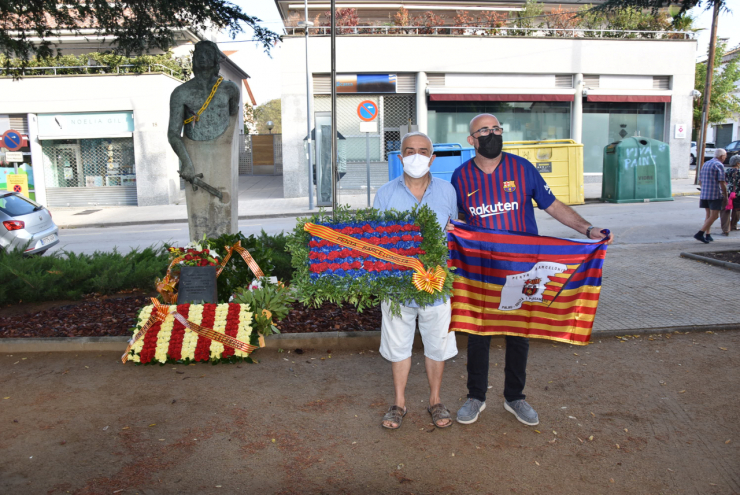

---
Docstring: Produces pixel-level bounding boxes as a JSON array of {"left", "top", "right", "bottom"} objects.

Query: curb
[
  {"left": 672, "top": 192, "right": 700, "bottom": 197},
  {"left": 3, "top": 323, "right": 739, "bottom": 353},
  {"left": 679, "top": 252, "right": 740, "bottom": 272}
]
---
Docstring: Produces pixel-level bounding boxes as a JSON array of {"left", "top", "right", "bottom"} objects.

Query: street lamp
[{"left": 266, "top": 121, "right": 274, "bottom": 134}]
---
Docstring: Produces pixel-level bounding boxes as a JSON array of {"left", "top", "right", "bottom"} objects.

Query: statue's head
[{"left": 192, "top": 40, "right": 223, "bottom": 74}]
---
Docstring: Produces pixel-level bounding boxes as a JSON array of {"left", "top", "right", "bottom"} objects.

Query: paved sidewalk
[{"left": 52, "top": 175, "right": 701, "bottom": 229}]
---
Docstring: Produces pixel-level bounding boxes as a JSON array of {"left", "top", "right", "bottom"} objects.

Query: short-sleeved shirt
[
  {"left": 450, "top": 153, "right": 556, "bottom": 235},
  {"left": 373, "top": 174, "right": 457, "bottom": 307},
  {"left": 373, "top": 175, "right": 458, "bottom": 231},
  {"left": 699, "top": 158, "right": 726, "bottom": 200}
]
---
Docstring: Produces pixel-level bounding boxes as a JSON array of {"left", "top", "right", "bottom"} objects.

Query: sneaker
[
  {"left": 706, "top": 234, "right": 714, "bottom": 242},
  {"left": 456, "top": 398, "right": 486, "bottom": 424},
  {"left": 504, "top": 399, "right": 540, "bottom": 426},
  {"left": 694, "top": 232, "right": 709, "bottom": 244}
]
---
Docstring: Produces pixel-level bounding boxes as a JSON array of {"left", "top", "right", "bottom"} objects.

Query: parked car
[
  {"left": 724, "top": 140, "right": 740, "bottom": 164},
  {"left": 0, "top": 192, "right": 59, "bottom": 255},
  {"left": 690, "top": 141, "right": 717, "bottom": 165}
]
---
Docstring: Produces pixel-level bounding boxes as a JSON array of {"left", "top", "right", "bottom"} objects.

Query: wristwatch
[{"left": 586, "top": 226, "right": 595, "bottom": 239}]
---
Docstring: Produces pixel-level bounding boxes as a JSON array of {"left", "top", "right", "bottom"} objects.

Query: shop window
[
  {"left": 582, "top": 102, "right": 665, "bottom": 174},
  {"left": 428, "top": 101, "right": 571, "bottom": 149},
  {"left": 42, "top": 138, "right": 136, "bottom": 188}
]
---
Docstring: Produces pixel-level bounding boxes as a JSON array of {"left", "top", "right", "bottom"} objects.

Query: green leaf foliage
[
  {"left": 693, "top": 42, "right": 740, "bottom": 129},
  {"left": 0, "top": 51, "right": 189, "bottom": 80},
  {"left": 286, "top": 204, "right": 455, "bottom": 316},
  {"left": 0, "top": 246, "right": 168, "bottom": 305},
  {"left": 205, "top": 231, "right": 275, "bottom": 304},
  {"left": 232, "top": 282, "right": 297, "bottom": 336},
  {"left": 1, "top": 1, "right": 281, "bottom": 71}
]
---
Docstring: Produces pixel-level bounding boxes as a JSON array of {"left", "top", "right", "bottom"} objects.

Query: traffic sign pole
[
  {"left": 357, "top": 101, "right": 379, "bottom": 208},
  {"left": 366, "top": 131, "right": 371, "bottom": 207}
]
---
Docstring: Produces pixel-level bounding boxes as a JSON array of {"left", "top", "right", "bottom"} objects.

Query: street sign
[
  {"left": 675, "top": 124, "right": 687, "bottom": 139},
  {"left": 359, "top": 121, "right": 378, "bottom": 133},
  {"left": 6, "top": 174, "right": 29, "bottom": 196},
  {"left": 5, "top": 152, "right": 23, "bottom": 162},
  {"left": 2, "top": 130, "right": 23, "bottom": 151},
  {"left": 357, "top": 100, "right": 378, "bottom": 122}
]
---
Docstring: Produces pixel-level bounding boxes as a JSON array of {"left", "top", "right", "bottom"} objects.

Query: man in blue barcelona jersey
[{"left": 451, "top": 113, "right": 613, "bottom": 427}]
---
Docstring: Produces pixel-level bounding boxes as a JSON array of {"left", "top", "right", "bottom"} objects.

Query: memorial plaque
[
  {"left": 177, "top": 265, "right": 218, "bottom": 304},
  {"left": 536, "top": 162, "right": 552, "bottom": 174}
]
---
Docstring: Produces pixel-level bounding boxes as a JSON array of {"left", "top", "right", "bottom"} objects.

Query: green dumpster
[{"left": 601, "top": 137, "right": 673, "bottom": 203}]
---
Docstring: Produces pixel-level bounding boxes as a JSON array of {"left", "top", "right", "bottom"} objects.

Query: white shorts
[{"left": 379, "top": 300, "right": 457, "bottom": 362}]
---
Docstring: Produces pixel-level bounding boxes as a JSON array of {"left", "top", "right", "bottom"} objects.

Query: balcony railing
[
  {"left": 284, "top": 25, "right": 694, "bottom": 40},
  {"left": 0, "top": 63, "right": 178, "bottom": 77}
]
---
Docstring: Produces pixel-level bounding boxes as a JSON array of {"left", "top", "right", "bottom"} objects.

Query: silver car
[{"left": 0, "top": 192, "right": 59, "bottom": 255}]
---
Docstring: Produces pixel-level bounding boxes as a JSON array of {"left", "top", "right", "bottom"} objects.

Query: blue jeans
[{"left": 466, "top": 334, "right": 529, "bottom": 403}]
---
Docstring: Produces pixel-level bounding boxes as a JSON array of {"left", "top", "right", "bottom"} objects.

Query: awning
[
  {"left": 38, "top": 132, "right": 134, "bottom": 140},
  {"left": 586, "top": 95, "right": 671, "bottom": 103},
  {"left": 430, "top": 93, "right": 574, "bottom": 102}
]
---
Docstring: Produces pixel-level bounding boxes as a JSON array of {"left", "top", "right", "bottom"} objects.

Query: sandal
[
  {"left": 428, "top": 403, "right": 452, "bottom": 428},
  {"left": 381, "top": 405, "right": 407, "bottom": 429}
]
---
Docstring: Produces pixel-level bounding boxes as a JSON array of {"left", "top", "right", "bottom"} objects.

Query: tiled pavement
[{"left": 592, "top": 242, "right": 737, "bottom": 333}]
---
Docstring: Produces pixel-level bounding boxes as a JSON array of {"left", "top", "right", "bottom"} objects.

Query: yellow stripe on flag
[
  {"left": 452, "top": 302, "right": 596, "bottom": 322},
  {"left": 451, "top": 315, "right": 594, "bottom": 336}
]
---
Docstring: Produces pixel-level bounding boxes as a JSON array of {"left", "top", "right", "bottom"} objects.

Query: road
[
  {"left": 47, "top": 217, "right": 300, "bottom": 255},
  {"left": 47, "top": 195, "right": 739, "bottom": 254}
]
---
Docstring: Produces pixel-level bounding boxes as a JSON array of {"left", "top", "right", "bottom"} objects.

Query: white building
[
  {"left": 705, "top": 45, "right": 740, "bottom": 149},
  {"left": 0, "top": 29, "right": 251, "bottom": 207},
  {"left": 276, "top": 0, "right": 697, "bottom": 201}
]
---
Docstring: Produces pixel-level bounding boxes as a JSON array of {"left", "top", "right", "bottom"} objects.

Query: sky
[{"left": 217, "top": 0, "right": 740, "bottom": 107}]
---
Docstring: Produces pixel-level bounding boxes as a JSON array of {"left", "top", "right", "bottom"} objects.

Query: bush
[
  {"left": 0, "top": 246, "right": 168, "bottom": 305},
  {"left": 232, "top": 282, "right": 296, "bottom": 336}
]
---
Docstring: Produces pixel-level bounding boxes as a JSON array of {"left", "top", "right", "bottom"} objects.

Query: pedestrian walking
[
  {"left": 720, "top": 155, "right": 740, "bottom": 235},
  {"left": 695, "top": 149, "right": 728, "bottom": 243},
  {"left": 450, "top": 113, "right": 613, "bottom": 427}
]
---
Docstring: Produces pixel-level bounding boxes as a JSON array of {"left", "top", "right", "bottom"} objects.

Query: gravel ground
[{"left": 1, "top": 330, "right": 738, "bottom": 494}]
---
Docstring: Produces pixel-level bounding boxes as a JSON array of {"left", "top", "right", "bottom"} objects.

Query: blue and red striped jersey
[{"left": 450, "top": 153, "right": 556, "bottom": 235}]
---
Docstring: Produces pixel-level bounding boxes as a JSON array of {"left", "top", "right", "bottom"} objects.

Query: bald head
[{"left": 469, "top": 114, "right": 501, "bottom": 135}]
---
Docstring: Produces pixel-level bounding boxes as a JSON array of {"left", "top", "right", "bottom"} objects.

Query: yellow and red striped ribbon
[
  {"left": 217, "top": 241, "right": 264, "bottom": 278},
  {"left": 157, "top": 241, "right": 265, "bottom": 303},
  {"left": 303, "top": 222, "right": 445, "bottom": 294}
]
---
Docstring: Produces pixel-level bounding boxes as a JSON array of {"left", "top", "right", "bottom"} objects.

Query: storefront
[
  {"left": 38, "top": 112, "right": 138, "bottom": 207},
  {"left": 0, "top": 114, "right": 35, "bottom": 200}
]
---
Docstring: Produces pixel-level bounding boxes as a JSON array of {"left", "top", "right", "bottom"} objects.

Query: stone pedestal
[{"left": 182, "top": 113, "right": 238, "bottom": 240}]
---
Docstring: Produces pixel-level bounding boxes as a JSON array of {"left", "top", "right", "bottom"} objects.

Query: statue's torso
[{"left": 179, "top": 81, "right": 234, "bottom": 141}]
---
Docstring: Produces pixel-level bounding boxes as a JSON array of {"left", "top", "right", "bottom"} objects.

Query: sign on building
[{"left": 337, "top": 74, "right": 396, "bottom": 94}]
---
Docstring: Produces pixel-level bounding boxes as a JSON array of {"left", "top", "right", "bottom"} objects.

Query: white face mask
[{"left": 402, "top": 153, "right": 431, "bottom": 179}]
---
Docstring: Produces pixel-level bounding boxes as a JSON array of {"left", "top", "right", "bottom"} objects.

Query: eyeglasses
[{"left": 471, "top": 126, "right": 504, "bottom": 138}]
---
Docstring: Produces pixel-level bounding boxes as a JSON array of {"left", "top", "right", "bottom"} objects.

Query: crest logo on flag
[
  {"left": 499, "top": 262, "right": 568, "bottom": 311},
  {"left": 503, "top": 181, "right": 516, "bottom": 193},
  {"left": 522, "top": 278, "right": 541, "bottom": 296}
]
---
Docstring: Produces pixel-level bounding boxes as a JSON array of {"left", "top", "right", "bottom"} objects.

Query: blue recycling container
[{"left": 388, "top": 143, "right": 476, "bottom": 182}]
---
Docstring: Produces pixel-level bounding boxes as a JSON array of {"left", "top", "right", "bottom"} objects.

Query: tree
[
  {"left": 254, "top": 99, "right": 282, "bottom": 134},
  {"left": 595, "top": 0, "right": 727, "bottom": 20},
  {"left": 243, "top": 103, "right": 257, "bottom": 134},
  {"left": 1, "top": 1, "right": 280, "bottom": 71},
  {"left": 693, "top": 42, "right": 740, "bottom": 133}
]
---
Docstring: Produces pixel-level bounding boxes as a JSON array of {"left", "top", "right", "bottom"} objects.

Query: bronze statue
[{"left": 168, "top": 40, "right": 240, "bottom": 240}]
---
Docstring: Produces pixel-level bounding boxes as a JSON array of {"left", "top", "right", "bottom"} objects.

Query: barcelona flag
[{"left": 448, "top": 222, "right": 609, "bottom": 345}]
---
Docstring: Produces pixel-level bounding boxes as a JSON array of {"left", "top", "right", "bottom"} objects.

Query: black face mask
[{"left": 476, "top": 133, "right": 503, "bottom": 159}]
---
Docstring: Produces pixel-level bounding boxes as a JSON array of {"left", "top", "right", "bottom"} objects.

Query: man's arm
[
  {"left": 167, "top": 90, "right": 196, "bottom": 182},
  {"left": 544, "top": 199, "right": 613, "bottom": 244}
]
